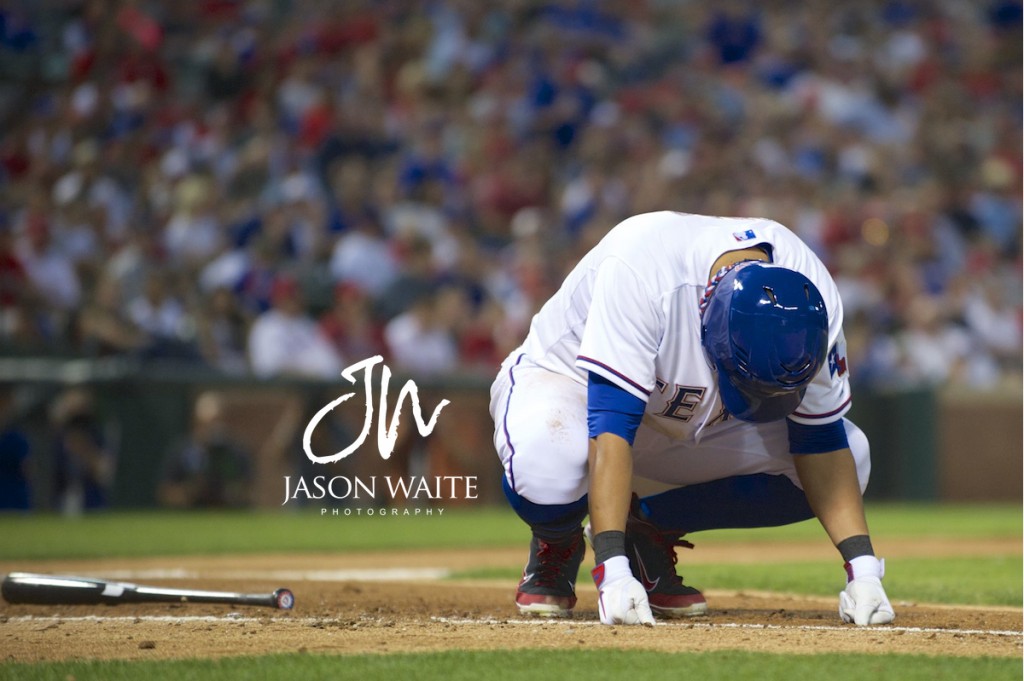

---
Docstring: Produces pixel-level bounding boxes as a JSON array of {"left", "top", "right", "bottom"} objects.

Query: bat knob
[{"left": 273, "top": 588, "right": 295, "bottom": 610}]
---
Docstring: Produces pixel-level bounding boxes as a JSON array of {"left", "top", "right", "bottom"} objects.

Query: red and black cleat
[
  {"left": 515, "top": 530, "right": 585, "bottom": 618},
  {"left": 626, "top": 500, "right": 707, "bottom": 618}
]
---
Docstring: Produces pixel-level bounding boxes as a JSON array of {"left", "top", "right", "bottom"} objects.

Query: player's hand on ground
[
  {"left": 839, "top": 556, "right": 895, "bottom": 626},
  {"left": 592, "top": 555, "right": 655, "bottom": 626}
]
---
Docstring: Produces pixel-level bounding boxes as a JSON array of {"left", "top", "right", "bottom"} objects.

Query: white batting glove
[
  {"left": 839, "top": 555, "right": 895, "bottom": 626},
  {"left": 591, "top": 555, "right": 655, "bottom": 626}
]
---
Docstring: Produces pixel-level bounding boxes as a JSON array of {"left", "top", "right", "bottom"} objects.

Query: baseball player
[{"left": 489, "top": 211, "right": 895, "bottom": 626}]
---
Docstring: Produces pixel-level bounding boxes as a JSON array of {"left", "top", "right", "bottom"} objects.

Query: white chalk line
[
  {"left": 70, "top": 568, "right": 452, "bottom": 582},
  {"left": 7, "top": 569, "right": 1019, "bottom": 640},
  {"left": 432, "top": 616, "right": 1023, "bottom": 639},
  {"left": 5, "top": 615, "right": 285, "bottom": 624},
  {"left": 3, "top": 614, "right": 1019, "bottom": 639}
]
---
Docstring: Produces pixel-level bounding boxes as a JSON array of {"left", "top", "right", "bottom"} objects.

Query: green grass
[
  {"left": 688, "top": 555, "right": 1024, "bottom": 607},
  {"left": 0, "top": 503, "right": 1019, "bottom": 561},
  {"left": 0, "top": 650, "right": 1020, "bottom": 681},
  {"left": 449, "top": 554, "right": 1023, "bottom": 607},
  {"left": 692, "top": 503, "right": 1023, "bottom": 543},
  {"left": 0, "top": 507, "right": 528, "bottom": 560}
]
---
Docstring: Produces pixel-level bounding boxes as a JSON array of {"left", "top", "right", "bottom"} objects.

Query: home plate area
[{"left": 1, "top": 549, "right": 1020, "bottom": 662}]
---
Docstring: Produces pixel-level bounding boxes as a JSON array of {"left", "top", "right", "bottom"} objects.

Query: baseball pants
[{"left": 490, "top": 355, "right": 871, "bottom": 533}]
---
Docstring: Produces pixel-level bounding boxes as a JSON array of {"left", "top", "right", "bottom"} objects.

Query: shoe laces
[
  {"left": 645, "top": 525, "right": 695, "bottom": 585},
  {"left": 533, "top": 536, "right": 580, "bottom": 587}
]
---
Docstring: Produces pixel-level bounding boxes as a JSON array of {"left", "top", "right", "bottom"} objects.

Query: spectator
[
  {"left": 50, "top": 387, "right": 114, "bottom": 515},
  {"left": 894, "top": 296, "right": 996, "bottom": 388},
  {"left": 196, "top": 286, "right": 252, "bottom": 375},
  {"left": 958, "top": 275, "right": 1023, "bottom": 379},
  {"left": 202, "top": 38, "right": 251, "bottom": 103},
  {"left": 707, "top": 3, "right": 763, "bottom": 65},
  {"left": 328, "top": 215, "right": 400, "bottom": 299},
  {"left": 14, "top": 213, "right": 80, "bottom": 338},
  {"left": 0, "top": 220, "right": 35, "bottom": 344},
  {"left": 248, "top": 274, "right": 344, "bottom": 378},
  {"left": 127, "top": 270, "right": 189, "bottom": 344},
  {"left": 77, "top": 275, "right": 149, "bottom": 357},
  {"left": 384, "top": 286, "right": 466, "bottom": 376},
  {"left": 319, "top": 282, "right": 387, "bottom": 363},
  {"left": 0, "top": 387, "right": 32, "bottom": 512},
  {"left": 158, "top": 391, "right": 253, "bottom": 509},
  {"left": 163, "top": 175, "right": 224, "bottom": 269},
  {"left": 374, "top": 233, "right": 438, "bottom": 323}
]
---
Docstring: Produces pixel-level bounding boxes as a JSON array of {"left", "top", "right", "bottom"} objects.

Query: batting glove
[
  {"left": 839, "top": 555, "right": 895, "bottom": 626},
  {"left": 592, "top": 555, "right": 655, "bottom": 626}
]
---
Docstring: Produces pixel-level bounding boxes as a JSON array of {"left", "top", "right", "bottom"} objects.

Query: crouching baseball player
[{"left": 489, "top": 211, "right": 895, "bottom": 627}]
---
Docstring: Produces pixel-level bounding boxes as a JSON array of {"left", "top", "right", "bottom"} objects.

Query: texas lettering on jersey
[
  {"left": 654, "top": 377, "right": 736, "bottom": 430},
  {"left": 654, "top": 379, "right": 706, "bottom": 422}
]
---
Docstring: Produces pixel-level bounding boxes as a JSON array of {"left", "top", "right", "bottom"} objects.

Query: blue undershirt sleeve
[
  {"left": 787, "top": 418, "right": 850, "bottom": 454},
  {"left": 587, "top": 372, "right": 646, "bottom": 445}
]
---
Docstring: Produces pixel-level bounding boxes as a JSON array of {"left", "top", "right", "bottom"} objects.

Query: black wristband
[
  {"left": 592, "top": 530, "right": 626, "bottom": 564},
  {"left": 836, "top": 535, "right": 874, "bottom": 562}
]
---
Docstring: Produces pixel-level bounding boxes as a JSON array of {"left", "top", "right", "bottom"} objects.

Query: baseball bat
[{"left": 1, "top": 572, "right": 294, "bottom": 610}]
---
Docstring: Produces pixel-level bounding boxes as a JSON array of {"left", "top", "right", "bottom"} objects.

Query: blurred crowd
[{"left": 0, "top": 0, "right": 1020, "bottom": 391}]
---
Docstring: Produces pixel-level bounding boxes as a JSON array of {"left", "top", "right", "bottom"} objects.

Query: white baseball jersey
[{"left": 518, "top": 211, "right": 851, "bottom": 446}]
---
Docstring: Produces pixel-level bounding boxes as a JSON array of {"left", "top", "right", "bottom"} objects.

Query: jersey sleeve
[
  {"left": 789, "top": 328, "right": 852, "bottom": 425},
  {"left": 575, "top": 257, "right": 662, "bottom": 402},
  {"left": 587, "top": 372, "right": 646, "bottom": 444}
]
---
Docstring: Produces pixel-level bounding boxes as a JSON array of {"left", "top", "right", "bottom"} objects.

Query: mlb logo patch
[{"left": 733, "top": 229, "right": 757, "bottom": 241}]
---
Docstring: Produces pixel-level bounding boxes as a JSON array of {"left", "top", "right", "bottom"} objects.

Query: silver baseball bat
[{"left": 1, "top": 572, "right": 294, "bottom": 610}]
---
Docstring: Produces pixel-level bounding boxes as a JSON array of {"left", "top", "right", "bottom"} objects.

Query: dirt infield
[{"left": 1, "top": 538, "right": 1021, "bottom": 663}]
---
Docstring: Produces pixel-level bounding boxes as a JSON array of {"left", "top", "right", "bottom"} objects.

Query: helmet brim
[{"left": 715, "top": 357, "right": 805, "bottom": 423}]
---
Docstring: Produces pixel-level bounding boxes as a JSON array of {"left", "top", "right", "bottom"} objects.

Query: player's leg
[
  {"left": 633, "top": 418, "right": 870, "bottom": 533},
  {"left": 623, "top": 419, "right": 870, "bottom": 617},
  {"left": 490, "top": 356, "right": 590, "bottom": 617}
]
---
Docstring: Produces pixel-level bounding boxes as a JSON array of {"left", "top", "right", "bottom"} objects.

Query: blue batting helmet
[{"left": 700, "top": 261, "right": 828, "bottom": 423}]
